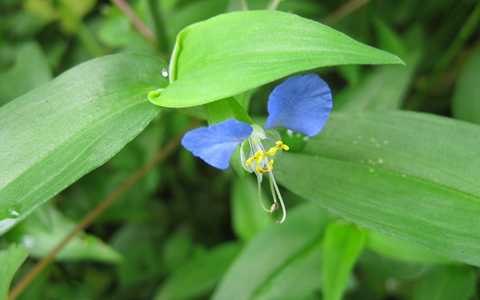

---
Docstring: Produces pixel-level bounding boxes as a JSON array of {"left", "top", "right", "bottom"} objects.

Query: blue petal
[
  {"left": 265, "top": 74, "right": 333, "bottom": 137},
  {"left": 181, "top": 119, "right": 253, "bottom": 170}
]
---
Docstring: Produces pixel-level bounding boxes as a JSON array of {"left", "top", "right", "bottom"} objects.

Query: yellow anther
[
  {"left": 275, "top": 140, "right": 290, "bottom": 151},
  {"left": 254, "top": 150, "right": 265, "bottom": 162},
  {"left": 246, "top": 150, "right": 265, "bottom": 166},
  {"left": 254, "top": 159, "right": 274, "bottom": 174}
]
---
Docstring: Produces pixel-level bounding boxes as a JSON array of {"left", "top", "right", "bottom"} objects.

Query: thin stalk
[
  {"left": 323, "top": 0, "right": 370, "bottom": 25},
  {"left": 110, "top": 0, "right": 156, "bottom": 44},
  {"left": 435, "top": 2, "right": 480, "bottom": 72}
]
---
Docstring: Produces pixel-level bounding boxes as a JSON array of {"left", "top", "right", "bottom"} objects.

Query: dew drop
[
  {"left": 161, "top": 68, "right": 169, "bottom": 78},
  {"left": 22, "top": 236, "right": 35, "bottom": 249},
  {"left": 8, "top": 208, "right": 19, "bottom": 218},
  {"left": 378, "top": 158, "right": 384, "bottom": 164}
]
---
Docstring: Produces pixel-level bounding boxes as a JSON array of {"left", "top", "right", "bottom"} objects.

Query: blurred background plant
[{"left": 0, "top": 0, "right": 479, "bottom": 300}]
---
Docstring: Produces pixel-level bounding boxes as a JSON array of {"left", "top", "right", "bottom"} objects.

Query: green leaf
[
  {"left": 0, "top": 244, "right": 28, "bottom": 300},
  {"left": 452, "top": 49, "right": 480, "bottom": 124},
  {"left": 155, "top": 242, "right": 241, "bottom": 300},
  {"left": 231, "top": 176, "right": 272, "bottom": 241},
  {"left": 412, "top": 266, "right": 476, "bottom": 300},
  {"left": 0, "top": 53, "right": 164, "bottom": 235},
  {"left": 205, "top": 97, "right": 253, "bottom": 125},
  {"left": 151, "top": 10, "right": 403, "bottom": 107},
  {"left": 7, "top": 204, "right": 121, "bottom": 263},
  {"left": 0, "top": 42, "right": 51, "bottom": 105},
  {"left": 276, "top": 111, "right": 480, "bottom": 266},
  {"left": 335, "top": 50, "right": 421, "bottom": 111},
  {"left": 213, "top": 204, "right": 329, "bottom": 300},
  {"left": 322, "top": 222, "right": 365, "bottom": 300}
]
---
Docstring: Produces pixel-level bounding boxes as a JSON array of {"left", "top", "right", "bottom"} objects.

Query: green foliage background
[{"left": 0, "top": 0, "right": 480, "bottom": 300}]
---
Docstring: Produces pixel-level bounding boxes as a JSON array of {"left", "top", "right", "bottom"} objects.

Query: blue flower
[{"left": 181, "top": 73, "right": 333, "bottom": 223}]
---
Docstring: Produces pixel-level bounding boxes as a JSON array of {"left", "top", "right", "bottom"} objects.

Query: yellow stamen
[
  {"left": 275, "top": 140, "right": 290, "bottom": 151},
  {"left": 246, "top": 150, "right": 265, "bottom": 166},
  {"left": 254, "top": 150, "right": 265, "bottom": 162}
]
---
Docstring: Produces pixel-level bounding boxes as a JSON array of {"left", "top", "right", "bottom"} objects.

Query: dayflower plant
[{"left": 182, "top": 74, "right": 333, "bottom": 223}]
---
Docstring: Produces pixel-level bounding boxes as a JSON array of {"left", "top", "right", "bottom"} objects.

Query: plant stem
[
  {"left": 268, "top": 0, "right": 282, "bottom": 10},
  {"left": 8, "top": 126, "right": 191, "bottom": 300},
  {"left": 110, "top": 0, "right": 156, "bottom": 44},
  {"left": 323, "top": 0, "right": 370, "bottom": 25},
  {"left": 435, "top": 2, "right": 480, "bottom": 72}
]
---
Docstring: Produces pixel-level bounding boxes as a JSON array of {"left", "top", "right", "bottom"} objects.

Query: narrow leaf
[
  {"left": 335, "top": 50, "right": 421, "bottom": 111},
  {"left": 0, "top": 42, "right": 51, "bottom": 105},
  {"left": 322, "top": 222, "right": 365, "bottom": 300},
  {"left": 151, "top": 10, "right": 403, "bottom": 107},
  {"left": 276, "top": 111, "right": 480, "bottom": 266},
  {"left": 0, "top": 53, "right": 165, "bottom": 235},
  {"left": 452, "top": 49, "right": 480, "bottom": 124},
  {"left": 155, "top": 242, "right": 241, "bottom": 300},
  {"left": 7, "top": 204, "right": 122, "bottom": 263},
  {"left": 213, "top": 204, "right": 329, "bottom": 300},
  {"left": 0, "top": 244, "right": 28, "bottom": 300}
]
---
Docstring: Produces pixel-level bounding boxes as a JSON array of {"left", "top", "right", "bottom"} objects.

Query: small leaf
[
  {"left": 231, "top": 176, "right": 272, "bottom": 241},
  {"left": 7, "top": 204, "right": 121, "bottom": 263},
  {"left": 412, "top": 266, "right": 476, "bottom": 300},
  {"left": 0, "top": 42, "right": 51, "bottom": 105},
  {"left": 155, "top": 242, "right": 241, "bottom": 300},
  {"left": 0, "top": 53, "right": 165, "bottom": 235},
  {"left": 213, "top": 204, "right": 329, "bottom": 300},
  {"left": 0, "top": 244, "right": 28, "bottom": 300},
  {"left": 151, "top": 10, "right": 403, "bottom": 107},
  {"left": 322, "top": 222, "right": 365, "bottom": 300},
  {"left": 335, "top": 49, "right": 422, "bottom": 111}
]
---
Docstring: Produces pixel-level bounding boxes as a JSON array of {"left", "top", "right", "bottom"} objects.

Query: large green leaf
[
  {"left": 452, "top": 49, "right": 480, "bottom": 124},
  {"left": 151, "top": 10, "right": 402, "bottom": 107},
  {"left": 213, "top": 204, "right": 328, "bottom": 300},
  {"left": 0, "top": 53, "right": 164, "bottom": 235},
  {"left": 155, "top": 242, "right": 241, "bottom": 300},
  {"left": 7, "top": 204, "right": 121, "bottom": 263},
  {"left": 0, "top": 244, "right": 28, "bottom": 300},
  {"left": 412, "top": 266, "right": 476, "bottom": 300},
  {"left": 276, "top": 111, "right": 480, "bottom": 266},
  {"left": 322, "top": 222, "right": 365, "bottom": 300}
]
